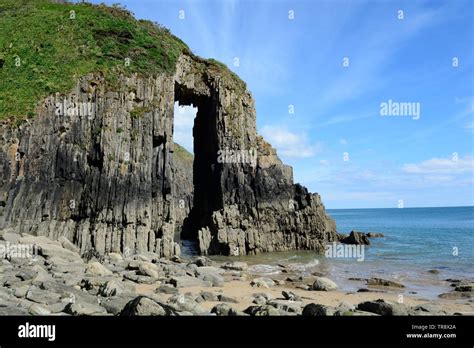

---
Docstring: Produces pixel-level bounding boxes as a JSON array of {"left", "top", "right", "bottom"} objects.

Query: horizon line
[{"left": 326, "top": 205, "right": 474, "bottom": 210}]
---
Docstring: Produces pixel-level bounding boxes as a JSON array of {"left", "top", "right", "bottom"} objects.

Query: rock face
[
  {"left": 312, "top": 277, "right": 338, "bottom": 291},
  {"left": 340, "top": 231, "right": 370, "bottom": 245},
  {"left": 0, "top": 51, "right": 337, "bottom": 256}
]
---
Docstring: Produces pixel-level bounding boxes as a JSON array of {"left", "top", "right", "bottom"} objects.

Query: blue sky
[{"left": 88, "top": 0, "right": 474, "bottom": 209}]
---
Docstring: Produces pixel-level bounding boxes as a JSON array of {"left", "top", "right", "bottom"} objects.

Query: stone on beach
[
  {"left": 221, "top": 261, "right": 249, "bottom": 271},
  {"left": 366, "top": 278, "right": 405, "bottom": 289},
  {"left": 357, "top": 299, "right": 408, "bottom": 316},
  {"left": 312, "top": 277, "right": 338, "bottom": 291},
  {"left": 250, "top": 277, "right": 276, "bottom": 288}
]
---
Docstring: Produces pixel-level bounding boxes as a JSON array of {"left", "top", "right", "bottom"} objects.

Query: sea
[{"left": 209, "top": 206, "right": 474, "bottom": 299}]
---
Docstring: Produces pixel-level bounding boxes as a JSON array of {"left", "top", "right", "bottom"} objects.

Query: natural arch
[{"left": 174, "top": 81, "right": 224, "bottom": 244}]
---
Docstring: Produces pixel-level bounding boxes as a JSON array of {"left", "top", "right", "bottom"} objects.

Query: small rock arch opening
[{"left": 174, "top": 82, "right": 223, "bottom": 250}]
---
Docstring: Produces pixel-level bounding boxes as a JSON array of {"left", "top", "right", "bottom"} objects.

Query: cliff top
[
  {"left": 0, "top": 0, "right": 246, "bottom": 121},
  {"left": 173, "top": 142, "right": 194, "bottom": 165}
]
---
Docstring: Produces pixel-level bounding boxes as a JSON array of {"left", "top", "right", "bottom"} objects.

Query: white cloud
[
  {"left": 260, "top": 125, "right": 323, "bottom": 158},
  {"left": 464, "top": 121, "right": 474, "bottom": 132},
  {"left": 402, "top": 156, "right": 474, "bottom": 175},
  {"left": 319, "top": 159, "right": 330, "bottom": 166},
  {"left": 339, "top": 138, "right": 348, "bottom": 145},
  {"left": 173, "top": 102, "right": 196, "bottom": 153},
  {"left": 323, "top": 190, "right": 396, "bottom": 203}
]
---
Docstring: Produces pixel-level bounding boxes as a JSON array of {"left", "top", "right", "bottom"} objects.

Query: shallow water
[{"left": 208, "top": 207, "right": 474, "bottom": 299}]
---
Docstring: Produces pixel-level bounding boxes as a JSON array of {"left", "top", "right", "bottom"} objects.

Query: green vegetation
[
  {"left": 206, "top": 58, "right": 246, "bottom": 93},
  {"left": 0, "top": 0, "right": 248, "bottom": 122},
  {"left": 0, "top": 0, "right": 189, "bottom": 119},
  {"left": 129, "top": 104, "right": 153, "bottom": 118},
  {"left": 173, "top": 142, "right": 193, "bottom": 164}
]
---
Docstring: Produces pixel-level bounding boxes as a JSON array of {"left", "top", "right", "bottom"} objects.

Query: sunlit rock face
[{"left": 0, "top": 54, "right": 337, "bottom": 257}]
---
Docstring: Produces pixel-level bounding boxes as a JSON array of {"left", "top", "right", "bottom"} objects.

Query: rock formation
[{"left": 0, "top": 3, "right": 337, "bottom": 257}]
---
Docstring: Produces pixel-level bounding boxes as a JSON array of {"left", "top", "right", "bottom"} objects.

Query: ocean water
[{"left": 211, "top": 206, "right": 474, "bottom": 299}]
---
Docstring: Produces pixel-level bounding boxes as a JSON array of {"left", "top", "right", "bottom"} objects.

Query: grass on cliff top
[
  {"left": 205, "top": 58, "right": 246, "bottom": 93},
  {"left": 0, "top": 0, "right": 246, "bottom": 121},
  {"left": 173, "top": 142, "right": 193, "bottom": 164},
  {"left": 0, "top": 0, "right": 188, "bottom": 120}
]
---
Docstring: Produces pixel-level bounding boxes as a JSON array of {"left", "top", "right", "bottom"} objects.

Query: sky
[{"left": 88, "top": 0, "right": 474, "bottom": 209}]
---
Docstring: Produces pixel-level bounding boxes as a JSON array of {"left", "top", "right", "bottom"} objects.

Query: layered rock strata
[{"left": 0, "top": 54, "right": 337, "bottom": 257}]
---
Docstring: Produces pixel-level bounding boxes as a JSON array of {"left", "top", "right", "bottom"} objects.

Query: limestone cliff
[{"left": 0, "top": 2, "right": 338, "bottom": 257}]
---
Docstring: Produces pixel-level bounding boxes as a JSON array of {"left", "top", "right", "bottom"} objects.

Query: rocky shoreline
[{"left": 1, "top": 234, "right": 472, "bottom": 316}]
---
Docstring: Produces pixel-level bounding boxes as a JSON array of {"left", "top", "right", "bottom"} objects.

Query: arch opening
[{"left": 173, "top": 82, "right": 222, "bottom": 250}]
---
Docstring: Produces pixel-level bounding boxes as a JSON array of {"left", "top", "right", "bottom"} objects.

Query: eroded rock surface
[{"left": 0, "top": 53, "right": 337, "bottom": 256}]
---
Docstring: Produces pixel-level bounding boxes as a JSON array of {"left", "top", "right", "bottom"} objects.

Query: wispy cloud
[
  {"left": 260, "top": 125, "right": 323, "bottom": 158},
  {"left": 399, "top": 96, "right": 474, "bottom": 143},
  {"left": 323, "top": 190, "right": 396, "bottom": 204},
  {"left": 315, "top": 112, "right": 376, "bottom": 127},
  {"left": 402, "top": 156, "right": 474, "bottom": 175},
  {"left": 465, "top": 121, "right": 474, "bottom": 132}
]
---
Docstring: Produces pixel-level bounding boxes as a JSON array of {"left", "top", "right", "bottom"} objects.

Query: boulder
[
  {"left": 0, "top": 304, "right": 29, "bottom": 315},
  {"left": 166, "top": 294, "right": 207, "bottom": 315},
  {"left": 108, "top": 253, "right": 124, "bottom": 263},
  {"left": 367, "top": 232, "right": 384, "bottom": 238},
  {"left": 438, "top": 292, "right": 472, "bottom": 299},
  {"left": 121, "top": 296, "right": 176, "bottom": 316},
  {"left": 252, "top": 295, "right": 267, "bottom": 305},
  {"left": 218, "top": 294, "right": 239, "bottom": 303},
  {"left": 64, "top": 301, "right": 107, "bottom": 316},
  {"left": 26, "top": 287, "right": 61, "bottom": 305},
  {"left": 244, "top": 305, "right": 280, "bottom": 316},
  {"left": 454, "top": 283, "right": 473, "bottom": 292},
  {"left": 335, "top": 301, "right": 355, "bottom": 313},
  {"left": 281, "top": 290, "right": 301, "bottom": 301},
  {"left": 28, "top": 303, "right": 52, "bottom": 315},
  {"left": 367, "top": 278, "right": 405, "bottom": 289},
  {"left": 57, "top": 236, "right": 79, "bottom": 253},
  {"left": 312, "top": 277, "right": 338, "bottom": 291},
  {"left": 155, "top": 285, "right": 179, "bottom": 295},
  {"left": 47, "top": 257, "right": 86, "bottom": 274},
  {"left": 199, "top": 291, "right": 219, "bottom": 302},
  {"left": 126, "top": 260, "right": 141, "bottom": 270},
  {"left": 340, "top": 231, "right": 370, "bottom": 245},
  {"left": 250, "top": 277, "right": 275, "bottom": 288},
  {"left": 195, "top": 266, "right": 225, "bottom": 287},
  {"left": 137, "top": 262, "right": 159, "bottom": 279},
  {"left": 169, "top": 276, "right": 212, "bottom": 288},
  {"left": 357, "top": 299, "right": 408, "bottom": 316},
  {"left": 123, "top": 272, "right": 157, "bottom": 284},
  {"left": 101, "top": 295, "right": 136, "bottom": 315},
  {"left": 411, "top": 303, "right": 448, "bottom": 315},
  {"left": 193, "top": 256, "right": 214, "bottom": 267},
  {"left": 86, "top": 262, "right": 113, "bottom": 277},
  {"left": 13, "top": 284, "right": 30, "bottom": 298},
  {"left": 302, "top": 303, "right": 333, "bottom": 316},
  {"left": 267, "top": 300, "right": 302, "bottom": 314},
  {"left": 1, "top": 232, "right": 20, "bottom": 244},
  {"left": 221, "top": 261, "right": 249, "bottom": 271},
  {"left": 19, "top": 236, "right": 81, "bottom": 261},
  {"left": 98, "top": 280, "right": 129, "bottom": 297},
  {"left": 211, "top": 303, "right": 238, "bottom": 316}
]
